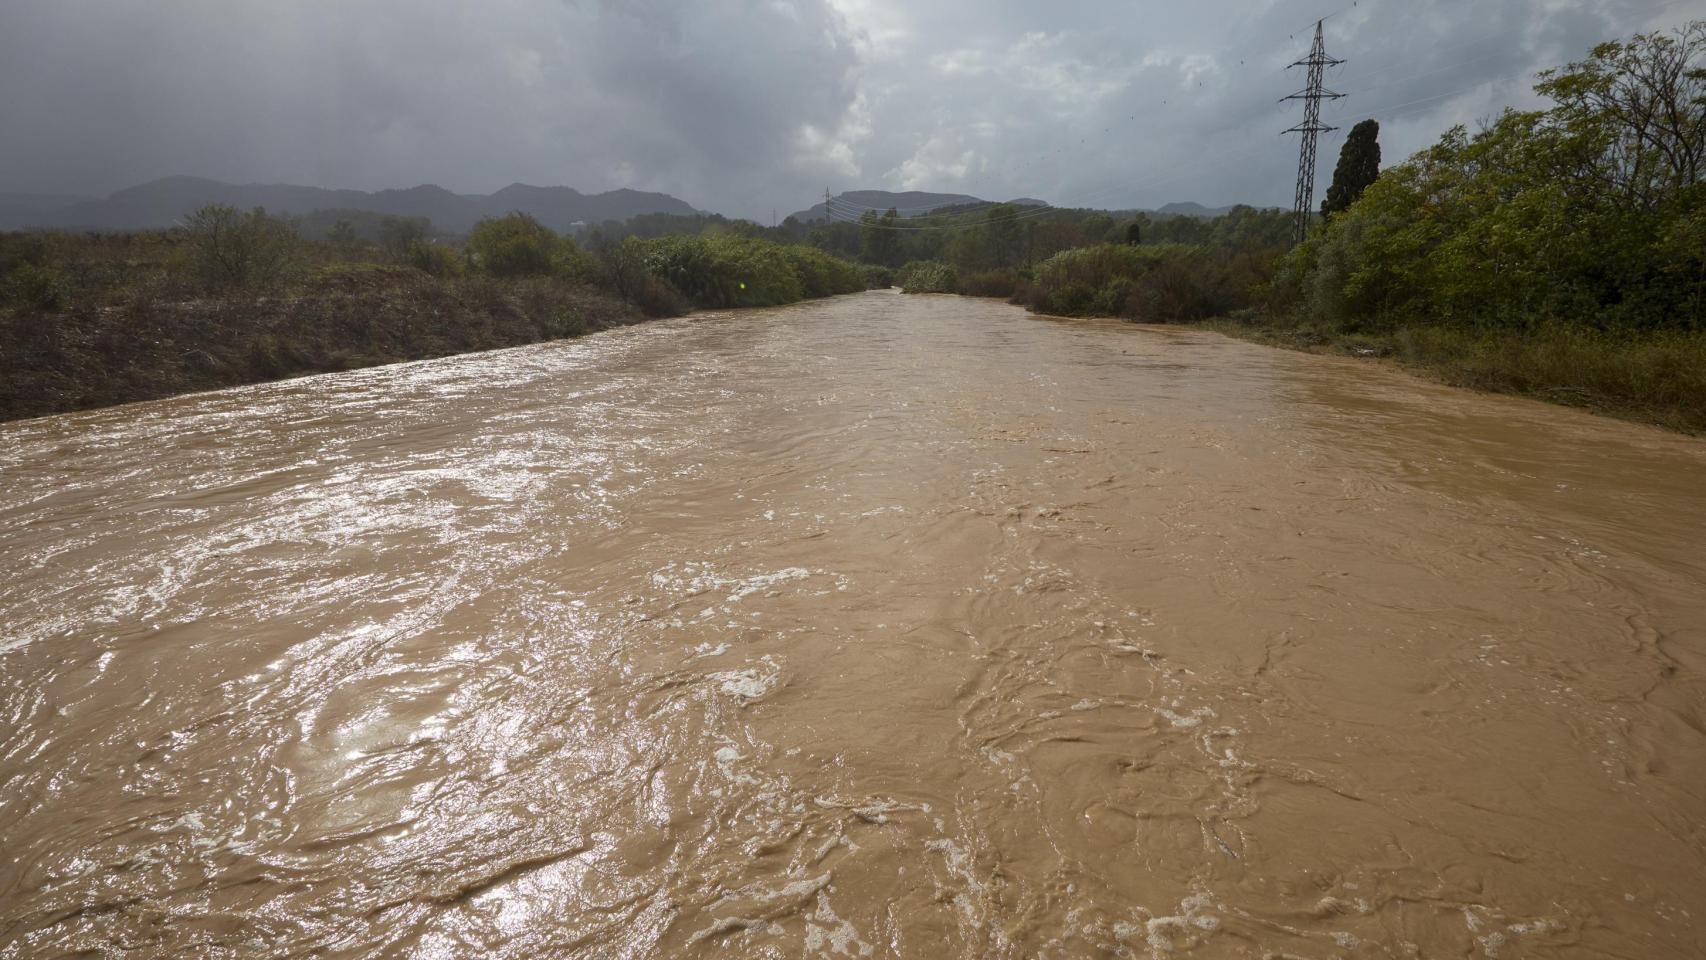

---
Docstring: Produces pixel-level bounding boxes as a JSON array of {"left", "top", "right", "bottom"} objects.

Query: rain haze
[{"left": 1, "top": 0, "right": 1698, "bottom": 217}]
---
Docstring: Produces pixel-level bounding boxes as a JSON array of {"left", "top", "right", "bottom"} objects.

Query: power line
[
  {"left": 822, "top": 3, "right": 1620, "bottom": 235},
  {"left": 1322, "top": 29, "right": 1503, "bottom": 90},
  {"left": 1284, "top": 6, "right": 1353, "bottom": 42},
  {"left": 820, "top": 138, "right": 1293, "bottom": 232},
  {"left": 816, "top": 27, "right": 1304, "bottom": 226},
  {"left": 824, "top": 104, "right": 1339, "bottom": 231},
  {"left": 1344, "top": 48, "right": 1506, "bottom": 97},
  {"left": 1320, "top": 68, "right": 1535, "bottom": 126},
  {"left": 1282, "top": 19, "right": 1345, "bottom": 244},
  {"left": 821, "top": 194, "right": 1008, "bottom": 215},
  {"left": 822, "top": 62, "right": 1544, "bottom": 235},
  {"left": 822, "top": 116, "right": 1288, "bottom": 229}
]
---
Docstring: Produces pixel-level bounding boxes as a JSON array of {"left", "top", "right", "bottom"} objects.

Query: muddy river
[{"left": 2, "top": 290, "right": 1703, "bottom": 958}]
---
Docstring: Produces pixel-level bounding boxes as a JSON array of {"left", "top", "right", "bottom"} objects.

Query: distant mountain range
[
  {"left": 0, "top": 176, "right": 700, "bottom": 233},
  {"left": 1153, "top": 201, "right": 1247, "bottom": 218},
  {"left": 789, "top": 191, "right": 1263, "bottom": 224},
  {"left": 789, "top": 190, "right": 1050, "bottom": 223},
  {"left": 0, "top": 178, "right": 1267, "bottom": 234}
]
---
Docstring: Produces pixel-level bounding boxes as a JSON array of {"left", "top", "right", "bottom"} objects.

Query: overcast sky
[{"left": 1, "top": 0, "right": 1700, "bottom": 219}]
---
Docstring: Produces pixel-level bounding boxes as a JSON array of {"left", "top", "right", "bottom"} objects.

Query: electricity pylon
[{"left": 1282, "top": 20, "right": 1345, "bottom": 245}]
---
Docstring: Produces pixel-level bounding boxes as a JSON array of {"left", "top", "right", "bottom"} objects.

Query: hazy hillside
[
  {"left": 1155, "top": 201, "right": 1244, "bottom": 218},
  {"left": 1, "top": 179, "right": 1274, "bottom": 233},
  {"left": 790, "top": 190, "right": 1049, "bottom": 223},
  {"left": 5, "top": 176, "right": 699, "bottom": 233},
  {"left": 0, "top": 192, "right": 98, "bottom": 230},
  {"left": 786, "top": 191, "right": 1280, "bottom": 224}
]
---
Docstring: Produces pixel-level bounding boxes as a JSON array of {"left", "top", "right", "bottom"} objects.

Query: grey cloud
[
  {"left": 0, "top": 0, "right": 1697, "bottom": 219},
  {"left": 830, "top": 0, "right": 1695, "bottom": 212}
]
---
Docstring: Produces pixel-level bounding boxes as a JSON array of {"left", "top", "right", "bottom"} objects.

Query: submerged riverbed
[{"left": 2, "top": 290, "right": 1703, "bottom": 958}]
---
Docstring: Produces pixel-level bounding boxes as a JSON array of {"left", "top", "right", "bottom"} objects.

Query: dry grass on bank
[
  {"left": 0, "top": 267, "right": 640, "bottom": 421},
  {"left": 1201, "top": 315, "right": 1706, "bottom": 435}
]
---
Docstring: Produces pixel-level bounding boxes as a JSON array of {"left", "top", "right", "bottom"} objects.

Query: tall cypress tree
[{"left": 1322, "top": 119, "right": 1381, "bottom": 220}]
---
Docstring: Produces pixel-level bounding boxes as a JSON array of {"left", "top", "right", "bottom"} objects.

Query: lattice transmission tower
[{"left": 1282, "top": 20, "right": 1345, "bottom": 245}]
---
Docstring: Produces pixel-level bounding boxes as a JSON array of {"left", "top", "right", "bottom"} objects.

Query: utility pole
[
  {"left": 824, "top": 188, "right": 833, "bottom": 224},
  {"left": 1282, "top": 20, "right": 1344, "bottom": 245}
]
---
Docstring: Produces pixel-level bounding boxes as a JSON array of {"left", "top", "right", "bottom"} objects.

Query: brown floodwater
[{"left": 1, "top": 290, "right": 1703, "bottom": 959}]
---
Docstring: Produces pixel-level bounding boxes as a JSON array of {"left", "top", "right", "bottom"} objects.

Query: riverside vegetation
[
  {"left": 0, "top": 211, "right": 872, "bottom": 420},
  {"left": 887, "top": 24, "right": 1704, "bottom": 432}
]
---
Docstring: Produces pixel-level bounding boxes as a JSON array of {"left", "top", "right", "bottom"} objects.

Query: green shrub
[
  {"left": 1018, "top": 244, "right": 1179, "bottom": 315},
  {"left": 407, "top": 242, "right": 464, "bottom": 278},
  {"left": 782, "top": 244, "right": 865, "bottom": 299},
  {"left": 2, "top": 263, "right": 68, "bottom": 310},
  {"left": 0, "top": 232, "right": 50, "bottom": 276},
  {"left": 1090, "top": 276, "right": 1134, "bottom": 316},
  {"left": 182, "top": 204, "right": 300, "bottom": 290},
  {"left": 552, "top": 241, "right": 602, "bottom": 285},
  {"left": 685, "top": 234, "right": 801, "bottom": 306},
  {"left": 899, "top": 260, "right": 957, "bottom": 294},
  {"left": 630, "top": 275, "right": 691, "bottom": 317},
  {"left": 598, "top": 236, "right": 655, "bottom": 303},
  {"left": 1010, "top": 242, "right": 1281, "bottom": 322},
  {"left": 466, "top": 213, "right": 559, "bottom": 277},
  {"left": 862, "top": 264, "right": 895, "bottom": 288},
  {"left": 378, "top": 216, "right": 431, "bottom": 261},
  {"left": 635, "top": 233, "right": 863, "bottom": 309},
  {"left": 543, "top": 306, "right": 590, "bottom": 339},
  {"left": 1125, "top": 248, "right": 1282, "bottom": 323},
  {"left": 639, "top": 234, "right": 723, "bottom": 303}
]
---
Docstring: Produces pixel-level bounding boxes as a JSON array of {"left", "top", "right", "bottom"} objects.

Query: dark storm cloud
[
  {"left": 0, "top": 0, "right": 861, "bottom": 214},
  {"left": 0, "top": 0, "right": 1698, "bottom": 218},
  {"left": 829, "top": 0, "right": 1698, "bottom": 213}
]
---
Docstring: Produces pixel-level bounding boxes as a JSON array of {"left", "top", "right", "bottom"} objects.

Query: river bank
[
  {"left": 0, "top": 267, "right": 646, "bottom": 422},
  {"left": 955, "top": 272, "right": 1706, "bottom": 435},
  {"left": 1193, "top": 313, "right": 1706, "bottom": 435},
  {"left": 0, "top": 218, "right": 876, "bottom": 422},
  {"left": 956, "top": 240, "right": 1704, "bottom": 435}
]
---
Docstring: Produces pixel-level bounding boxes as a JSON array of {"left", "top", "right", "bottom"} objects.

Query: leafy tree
[
  {"left": 1080, "top": 213, "right": 1116, "bottom": 244},
  {"left": 860, "top": 208, "right": 902, "bottom": 267},
  {"left": 1322, "top": 119, "right": 1381, "bottom": 219},
  {"left": 1125, "top": 220, "right": 1143, "bottom": 245},
  {"left": 1214, "top": 205, "right": 1294, "bottom": 249},
  {"left": 944, "top": 227, "right": 990, "bottom": 273},
  {"left": 1536, "top": 22, "right": 1706, "bottom": 209},
  {"left": 984, "top": 204, "right": 1023, "bottom": 268},
  {"left": 1031, "top": 220, "right": 1089, "bottom": 261}
]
